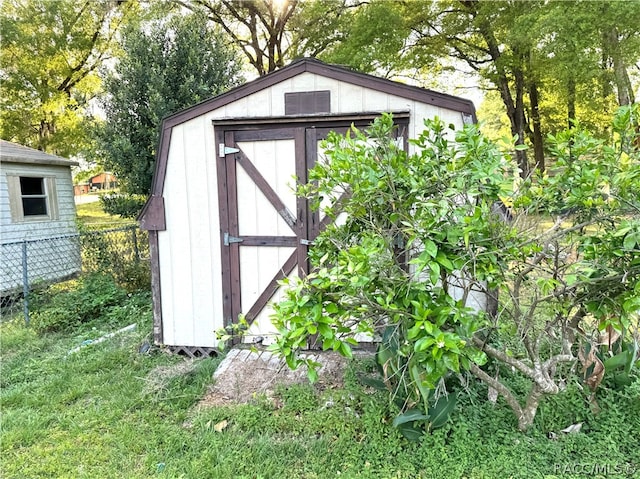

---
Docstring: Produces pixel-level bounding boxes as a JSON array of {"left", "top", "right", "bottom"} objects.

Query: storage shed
[
  {"left": 140, "top": 58, "right": 477, "bottom": 354},
  {"left": 0, "top": 140, "right": 80, "bottom": 294}
]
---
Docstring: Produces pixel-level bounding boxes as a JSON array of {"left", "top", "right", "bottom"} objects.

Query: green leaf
[
  {"left": 396, "top": 422, "right": 425, "bottom": 442},
  {"left": 603, "top": 350, "right": 631, "bottom": 371},
  {"left": 429, "top": 394, "right": 457, "bottom": 430},
  {"left": 339, "top": 341, "right": 353, "bottom": 359},
  {"left": 392, "top": 409, "right": 430, "bottom": 427},
  {"left": 358, "top": 375, "right": 387, "bottom": 391},
  {"left": 435, "top": 252, "right": 454, "bottom": 271},
  {"left": 429, "top": 263, "right": 441, "bottom": 285},
  {"left": 307, "top": 367, "right": 319, "bottom": 383},
  {"left": 317, "top": 323, "right": 333, "bottom": 338},
  {"left": 424, "top": 239, "right": 438, "bottom": 258},
  {"left": 623, "top": 233, "right": 638, "bottom": 250},
  {"left": 410, "top": 364, "right": 432, "bottom": 401},
  {"left": 398, "top": 423, "right": 424, "bottom": 442}
]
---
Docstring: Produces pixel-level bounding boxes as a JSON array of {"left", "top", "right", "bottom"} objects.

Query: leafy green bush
[
  {"left": 99, "top": 193, "right": 147, "bottom": 219},
  {"left": 30, "top": 274, "right": 129, "bottom": 333},
  {"left": 271, "top": 106, "right": 640, "bottom": 435}
]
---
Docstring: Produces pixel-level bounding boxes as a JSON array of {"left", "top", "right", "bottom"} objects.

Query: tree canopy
[
  {"left": 299, "top": 0, "right": 640, "bottom": 174},
  {"left": 93, "top": 11, "right": 243, "bottom": 195},
  {"left": 0, "top": 0, "right": 137, "bottom": 156}
]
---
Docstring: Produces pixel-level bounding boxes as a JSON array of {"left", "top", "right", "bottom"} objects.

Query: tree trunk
[
  {"left": 567, "top": 75, "right": 576, "bottom": 129},
  {"left": 518, "top": 384, "right": 544, "bottom": 431},
  {"left": 513, "top": 67, "right": 530, "bottom": 178},
  {"left": 529, "top": 81, "right": 545, "bottom": 171},
  {"left": 567, "top": 76, "right": 576, "bottom": 161},
  {"left": 470, "top": 7, "right": 531, "bottom": 179},
  {"left": 606, "top": 27, "right": 635, "bottom": 106}
]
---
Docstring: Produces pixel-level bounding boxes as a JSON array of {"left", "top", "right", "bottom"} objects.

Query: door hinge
[
  {"left": 224, "top": 232, "right": 244, "bottom": 246},
  {"left": 219, "top": 144, "right": 240, "bottom": 157},
  {"left": 300, "top": 239, "right": 313, "bottom": 245}
]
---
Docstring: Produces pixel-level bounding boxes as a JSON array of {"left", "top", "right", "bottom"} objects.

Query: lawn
[
  {"left": 1, "top": 276, "right": 639, "bottom": 479},
  {"left": 76, "top": 199, "right": 134, "bottom": 228}
]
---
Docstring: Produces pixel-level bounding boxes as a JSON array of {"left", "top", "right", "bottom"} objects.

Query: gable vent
[{"left": 284, "top": 90, "right": 330, "bottom": 115}]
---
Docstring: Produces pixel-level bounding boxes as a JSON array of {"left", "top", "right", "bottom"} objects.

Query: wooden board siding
[{"left": 157, "top": 118, "right": 224, "bottom": 347}]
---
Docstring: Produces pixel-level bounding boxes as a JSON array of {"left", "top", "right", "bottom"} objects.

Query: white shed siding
[
  {"left": 206, "top": 72, "right": 465, "bottom": 134},
  {"left": 158, "top": 117, "right": 224, "bottom": 347},
  {"left": 155, "top": 69, "right": 469, "bottom": 347}
]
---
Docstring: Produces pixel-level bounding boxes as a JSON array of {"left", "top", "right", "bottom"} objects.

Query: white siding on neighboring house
[
  {"left": 1, "top": 162, "right": 76, "bottom": 243},
  {"left": 1, "top": 152, "right": 80, "bottom": 294}
]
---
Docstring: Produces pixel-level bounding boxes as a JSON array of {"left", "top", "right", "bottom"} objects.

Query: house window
[
  {"left": 20, "top": 177, "right": 48, "bottom": 216},
  {"left": 6, "top": 175, "right": 58, "bottom": 222}
]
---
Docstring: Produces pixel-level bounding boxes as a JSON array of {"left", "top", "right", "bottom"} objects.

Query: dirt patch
[{"left": 197, "top": 347, "right": 372, "bottom": 408}]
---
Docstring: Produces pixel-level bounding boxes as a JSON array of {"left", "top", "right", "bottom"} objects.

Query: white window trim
[{"left": 7, "top": 174, "right": 59, "bottom": 222}]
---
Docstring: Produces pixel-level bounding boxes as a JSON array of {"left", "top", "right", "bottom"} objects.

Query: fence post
[
  {"left": 21, "top": 241, "right": 29, "bottom": 326},
  {"left": 131, "top": 227, "right": 140, "bottom": 262}
]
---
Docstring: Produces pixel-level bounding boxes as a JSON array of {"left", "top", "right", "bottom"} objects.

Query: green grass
[
  {"left": 2, "top": 280, "right": 639, "bottom": 478},
  {"left": 76, "top": 200, "right": 133, "bottom": 228}
]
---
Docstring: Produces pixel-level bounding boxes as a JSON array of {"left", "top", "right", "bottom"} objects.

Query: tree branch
[
  {"left": 469, "top": 363, "right": 524, "bottom": 418},
  {"left": 472, "top": 336, "right": 536, "bottom": 378}
]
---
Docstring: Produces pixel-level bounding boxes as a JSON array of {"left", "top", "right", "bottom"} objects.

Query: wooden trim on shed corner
[
  {"left": 151, "top": 126, "right": 172, "bottom": 201},
  {"left": 139, "top": 126, "right": 172, "bottom": 231},
  {"left": 149, "top": 230, "right": 163, "bottom": 344}
]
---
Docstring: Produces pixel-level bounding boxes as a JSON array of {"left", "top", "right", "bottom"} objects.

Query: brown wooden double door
[{"left": 215, "top": 115, "right": 408, "bottom": 343}]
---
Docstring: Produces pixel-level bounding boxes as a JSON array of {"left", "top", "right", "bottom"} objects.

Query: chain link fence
[{"left": 1, "top": 225, "right": 149, "bottom": 324}]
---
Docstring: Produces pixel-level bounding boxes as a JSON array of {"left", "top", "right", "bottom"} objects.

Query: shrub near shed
[{"left": 271, "top": 106, "right": 640, "bottom": 435}]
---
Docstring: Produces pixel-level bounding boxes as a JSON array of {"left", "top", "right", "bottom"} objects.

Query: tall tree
[
  {"left": 175, "top": 0, "right": 362, "bottom": 76},
  {"left": 598, "top": 1, "right": 638, "bottom": 107},
  {"left": 174, "top": 0, "right": 299, "bottom": 76},
  {"left": 94, "top": 11, "right": 243, "bottom": 195},
  {"left": 320, "top": 0, "right": 640, "bottom": 174},
  {"left": 0, "top": 0, "right": 136, "bottom": 156}
]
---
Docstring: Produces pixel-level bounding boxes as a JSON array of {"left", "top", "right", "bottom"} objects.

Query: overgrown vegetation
[
  {"left": 29, "top": 274, "right": 131, "bottom": 334},
  {"left": 271, "top": 106, "right": 640, "bottom": 435}
]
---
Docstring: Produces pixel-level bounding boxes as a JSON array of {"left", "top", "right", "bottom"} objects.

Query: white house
[
  {"left": 139, "top": 58, "right": 478, "bottom": 355},
  {"left": 0, "top": 140, "right": 80, "bottom": 294}
]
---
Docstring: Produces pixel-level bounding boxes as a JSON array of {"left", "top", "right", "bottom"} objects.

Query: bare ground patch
[{"left": 196, "top": 347, "right": 372, "bottom": 408}]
